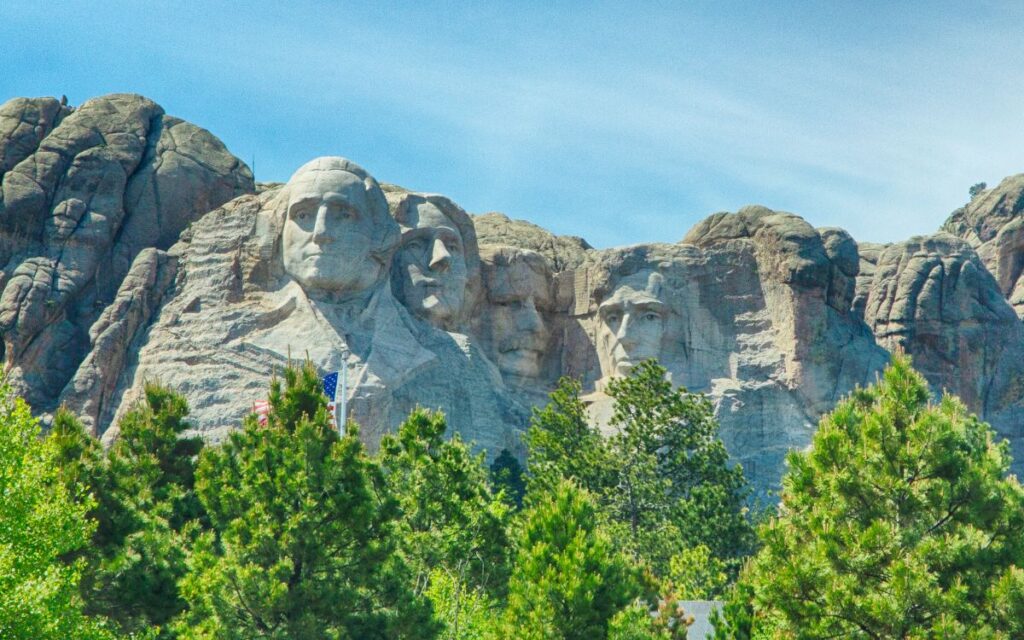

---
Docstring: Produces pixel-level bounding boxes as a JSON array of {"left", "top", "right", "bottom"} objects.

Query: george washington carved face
[{"left": 281, "top": 158, "right": 395, "bottom": 299}]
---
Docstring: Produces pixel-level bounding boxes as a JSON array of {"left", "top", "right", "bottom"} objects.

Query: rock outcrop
[
  {"left": 943, "top": 175, "right": 1024, "bottom": 317},
  {"left": 4, "top": 92, "right": 1024, "bottom": 498},
  {"left": 472, "top": 211, "right": 592, "bottom": 271},
  {"left": 860, "top": 233, "right": 1024, "bottom": 463},
  {"left": 0, "top": 94, "right": 253, "bottom": 417}
]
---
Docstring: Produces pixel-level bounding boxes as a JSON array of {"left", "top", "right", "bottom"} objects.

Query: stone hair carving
[
  {"left": 387, "top": 191, "right": 481, "bottom": 330},
  {"left": 479, "top": 245, "right": 554, "bottom": 380},
  {"left": 274, "top": 157, "right": 399, "bottom": 301}
]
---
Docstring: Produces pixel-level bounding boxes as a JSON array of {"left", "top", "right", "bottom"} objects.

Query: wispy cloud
[{"left": 2, "top": 1, "right": 1023, "bottom": 247}]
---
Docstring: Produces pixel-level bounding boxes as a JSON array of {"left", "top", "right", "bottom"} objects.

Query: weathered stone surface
[
  {"left": 5, "top": 92, "right": 1024, "bottom": 498},
  {"left": 943, "top": 175, "right": 1024, "bottom": 316},
  {"left": 0, "top": 93, "right": 253, "bottom": 414},
  {"left": 59, "top": 248, "right": 177, "bottom": 434},
  {"left": 862, "top": 233, "right": 1024, "bottom": 464},
  {"left": 659, "top": 208, "right": 888, "bottom": 490},
  {"left": 102, "top": 160, "right": 527, "bottom": 460},
  {"left": 852, "top": 241, "right": 887, "bottom": 320},
  {"left": 472, "top": 211, "right": 592, "bottom": 271}
]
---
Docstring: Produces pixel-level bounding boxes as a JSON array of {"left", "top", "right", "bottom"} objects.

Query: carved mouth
[{"left": 499, "top": 338, "right": 545, "bottom": 354}]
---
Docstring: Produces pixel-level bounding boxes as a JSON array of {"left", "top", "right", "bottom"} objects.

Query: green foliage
[
  {"left": 0, "top": 388, "right": 113, "bottom": 639},
  {"left": 424, "top": 568, "right": 498, "bottom": 640},
  {"left": 988, "top": 566, "right": 1024, "bottom": 636},
  {"left": 489, "top": 448, "right": 526, "bottom": 509},
  {"left": 609, "top": 591, "right": 693, "bottom": 640},
  {"left": 177, "top": 362, "right": 438, "bottom": 639},
  {"left": 709, "top": 582, "right": 757, "bottom": 640},
  {"left": 731, "top": 354, "right": 1024, "bottom": 638},
  {"left": 527, "top": 362, "right": 755, "bottom": 595},
  {"left": 378, "top": 408, "right": 512, "bottom": 598},
  {"left": 667, "top": 544, "right": 731, "bottom": 600},
  {"left": 969, "top": 181, "right": 987, "bottom": 198},
  {"left": 525, "top": 376, "right": 615, "bottom": 497},
  {"left": 51, "top": 384, "right": 204, "bottom": 638},
  {"left": 498, "top": 479, "right": 640, "bottom": 640},
  {"left": 603, "top": 360, "right": 755, "bottom": 580}
]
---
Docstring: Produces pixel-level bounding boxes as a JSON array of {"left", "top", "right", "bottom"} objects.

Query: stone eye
[
  {"left": 643, "top": 312, "right": 660, "bottom": 322},
  {"left": 605, "top": 313, "right": 621, "bottom": 325}
]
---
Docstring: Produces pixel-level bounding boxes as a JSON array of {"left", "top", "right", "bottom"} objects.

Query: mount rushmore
[{"left": 3, "top": 93, "right": 1024, "bottom": 495}]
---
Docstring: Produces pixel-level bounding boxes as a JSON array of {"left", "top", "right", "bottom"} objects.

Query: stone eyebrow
[
  {"left": 434, "top": 227, "right": 462, "bottom": 244},
  {"left": 633, "top": 299, "right": 666, "bottom": 311},
  {"left": 321, "top": 192, "right": 352, "bottom": 204},
  {"left": 288, "top": 194, "right": 321, "bottom": 209}
]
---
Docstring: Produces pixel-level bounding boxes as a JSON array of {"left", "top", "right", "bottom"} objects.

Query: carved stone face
[
  {"left": 282, "top": 167, "right": 382, "bottom": 297},
  {"left": 394, "top": 202, "right": 468, "bottom": 327},
  {"left": 596, "top": 271, "right": 666, "bottom": 380},
  {"left": 484, "top": 251, "right": 553, "bottom": 379}
]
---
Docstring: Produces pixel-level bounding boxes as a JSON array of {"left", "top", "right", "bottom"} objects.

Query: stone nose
[
  {"left": 517, "top": 298, "right": 543, "bottom": 331},
  {"left": 312, "top": 203, "right": 332, "bottom": 243},
  {"left": 616, "top": 313, "right": 638, "bottom": 349},
  {"left": 429, "top": 238, "right": 451, "bottom": 272}
]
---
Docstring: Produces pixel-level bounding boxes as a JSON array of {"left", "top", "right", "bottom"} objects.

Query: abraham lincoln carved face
[{"left": 596, "top": 271, "right": 666, "bottom": 380}]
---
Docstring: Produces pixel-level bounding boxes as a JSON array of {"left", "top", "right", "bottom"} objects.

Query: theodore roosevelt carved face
[
  {"left": 281, "top": 157, "right": 396, "bottom": 299},
  {"left": 596, "top": 270, "right": 666, "bottom": 380},
  {"left": 480, "top": 246, "right": 554, "bottom": 379}
]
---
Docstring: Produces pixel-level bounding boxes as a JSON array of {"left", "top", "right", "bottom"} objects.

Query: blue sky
[{"left": 2, "top": 1, "right": 1023, "bottom": 248}]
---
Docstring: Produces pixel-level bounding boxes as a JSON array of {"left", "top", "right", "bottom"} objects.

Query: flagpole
[{"left": 338, "top": 349, "right": 348, "bottom": 435}]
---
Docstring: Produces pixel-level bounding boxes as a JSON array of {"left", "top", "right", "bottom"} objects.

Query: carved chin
[
  {"left": 613, "top": 360, "right": 636, "bottom": 376},
  {"left": 418, "top": 294, "right": 453, "bottom": 321},
  {"left": 498, "top": 350, "right": 541, "bottom": 378},
  {"left": 295, "top": 267, "right": 371, "bottom": 294}
]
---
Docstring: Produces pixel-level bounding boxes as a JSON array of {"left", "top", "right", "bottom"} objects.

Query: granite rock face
[
  {"left": 5, "top": 93, "right": 1024, "bottom": 498},
  {"left": 943, "top": 175, "right": 1024, "bottom": 317},
  {"left": 860, "top": 233, "right": 1024, "bottom": 464},
  {"left": 0, "top": 94, "right": 254, "bottom": 418},
  {"left": 472, "top": 211, "right": 592, "bottom": 271}
]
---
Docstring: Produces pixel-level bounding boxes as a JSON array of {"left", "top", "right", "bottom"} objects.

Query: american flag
[
  {"left": 252, "top": 370, "right": 342, "bottom": 429},
  {"left": 322, "top": 371, "right": 339, "bottom": 429},
  {"left": 253, "top": 399, "right": 270, "bottom": 426}
]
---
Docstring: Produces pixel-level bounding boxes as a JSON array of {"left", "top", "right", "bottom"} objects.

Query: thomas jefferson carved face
[
  {"left": 282, "top": 162, "right": 386, "bottom": 298},
  {"left": 482, "top": 248, "right": 553, "bottom": 379},
  {"left": 393, "top": 201, "right": 468, "bottom": 327},
  {"left": 596, "top": 271, "right": 666, "bottom": 380}
]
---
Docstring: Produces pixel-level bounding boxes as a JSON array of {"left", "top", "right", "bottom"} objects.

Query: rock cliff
[
  {"left": 0, "top": 94, "right": 253, "bottom": 423},
  {"left": 4, "top": 93, "right": 1024, "bottom": 497}
]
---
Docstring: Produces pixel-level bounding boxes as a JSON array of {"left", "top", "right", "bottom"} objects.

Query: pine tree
[
  {"left": 424, "top": 568, "right": 497, "bottom": 640},
  {"left": 525, "top": 376, "right": 614, "bottom": 498},
  {"left": 50, "top": 384, "right": 204, "bottom": 637},
  {"left": 0, "top": 387, "right": 113, "bottom": 639},
  {"left": 176, "top": 362, "right": 439, "bottom": 639},
  {"left": 378, "top": 408, "right": 512, "bottom": 598},
  {"left": 498, "top": 479, "right": 639, "bottom": 640},
  {"left": 604, "top": 360, "right": 755, "bottom": 586},
  {"left": 725, "top": 354, "right": 1024, "bottom": 638},
  {"left": 526, "top": 362, "right": 754, "bottom": 594},
  {"left": 489, "top": 448, "right": 526, "bottom": 509}
]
